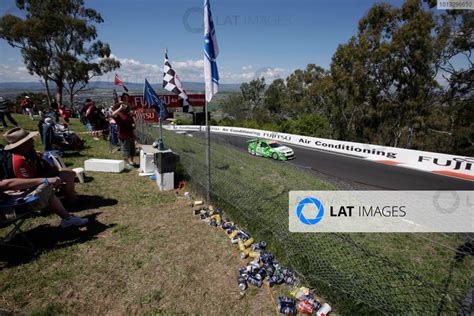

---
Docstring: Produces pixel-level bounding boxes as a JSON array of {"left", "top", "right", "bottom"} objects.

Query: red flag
[{"left": 114, "top": 74, "right": 129, "bottom": 92}]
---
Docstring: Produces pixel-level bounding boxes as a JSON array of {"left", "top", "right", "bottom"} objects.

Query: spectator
[
  {"left": 58, "top": 104, "right": 71, "bottom": 123},
  {"left": 3, "top": 127, "right": 77, "bottom": 202},
  {"left": 84, "top": 99, "right": 104, "bottom": 140},
  {"left": 41, "top": 117, "right": 55, "bottom": 152},
  {"left": 0, "top": 96, "right": 18, "bottom": 129},
  {"left": 112, "top": 95, "right": 138, "bottom": 169},
  {"left": 0, "top": 176, "right": 88, "bottom": 228},
  {"left": 20, "top": 96, "right": 35, "bottom": 120},
  {"left": 50, "top": 98, "right": 60, "bottom": 122}
]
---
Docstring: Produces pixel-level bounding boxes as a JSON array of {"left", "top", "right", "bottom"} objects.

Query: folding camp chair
[
  {"left": 46, "top": 152, "right": 85, "bottom": 183},
  {"left": 0, "top": 194, "right": 39, "bottom": 252}
]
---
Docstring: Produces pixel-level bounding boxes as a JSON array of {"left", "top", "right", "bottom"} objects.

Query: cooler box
[
  {"left": 84, "top": 159, "right": 124, "bottom": 173},
  {"left": 139, "top": 146, "right": 157, "bottom": 175}
]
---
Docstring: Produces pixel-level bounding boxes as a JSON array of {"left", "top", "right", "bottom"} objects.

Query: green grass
[
  {"left": 0, "top": 114, "right": 283, "bottom": 314},
  {"left": 140, "top": 126, "right": 474, "bottom": 315}
]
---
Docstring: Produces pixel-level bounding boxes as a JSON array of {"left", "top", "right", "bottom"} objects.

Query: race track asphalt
[{"left": 190, "top": 131, "right": 474, "bottom": 190}]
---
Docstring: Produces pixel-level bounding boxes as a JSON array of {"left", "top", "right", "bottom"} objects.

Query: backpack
[{"left": 0, "top": 144, "right": 15, "bottom": 179}]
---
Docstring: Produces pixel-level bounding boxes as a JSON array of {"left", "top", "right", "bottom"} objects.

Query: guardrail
[{"left": 165, "top": 125, "right": 474, "bottom": 181}]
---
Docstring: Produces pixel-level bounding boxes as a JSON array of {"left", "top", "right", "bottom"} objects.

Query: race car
[{"left": 247, "top": 139, "right": 295, "bottom": 160}]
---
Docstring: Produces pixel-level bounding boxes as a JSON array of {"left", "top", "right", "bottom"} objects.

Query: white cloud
[
  {"left": 0, "top": 64, "right": 39, "bottom": 82},
  {"left": 221, "top": 66, "right": 287, "bottom": 83},
  {"left": 0, "top": 55, "right": 288, "bottom": 84}
]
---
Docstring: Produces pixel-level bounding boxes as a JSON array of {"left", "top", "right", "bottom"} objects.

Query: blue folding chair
[{"left": 0, "top": 194, "right": 39, "bottom": 252}]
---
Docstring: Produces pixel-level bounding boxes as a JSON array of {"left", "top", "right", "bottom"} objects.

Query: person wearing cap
[
  {"left": 112, "top": 93, "right": 138, "bottom": 169},
  {"left": 0, "top": 176, "right": 88, "bottom": 228},
  {"left": 3, "top": 127, "right": 77, "bottom": 202},
  {"left": 0, "top": 96, "right": 18, "bottom": 129},
  {"left": 20, "top": 96, "right": 35, "bottom": 120}
]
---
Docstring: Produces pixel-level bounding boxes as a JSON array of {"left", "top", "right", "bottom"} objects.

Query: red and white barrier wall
[{"left": 165, "top": 125, "right": 474, "bottom": 181}]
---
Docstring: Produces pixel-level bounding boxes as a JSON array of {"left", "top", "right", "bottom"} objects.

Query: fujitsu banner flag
[
  {"left": 114, "top": 74, "right": 129, "bottom": 92},
  {"left": 204, "top": 0, "right": 219, "bottom": 102}
]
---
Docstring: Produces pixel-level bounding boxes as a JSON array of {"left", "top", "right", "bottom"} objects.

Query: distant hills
[{"left": 0, "top": 81, "right": 241, "bottom": 93}]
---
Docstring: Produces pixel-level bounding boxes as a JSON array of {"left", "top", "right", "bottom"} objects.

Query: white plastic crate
[{"left": 84, "top": 159, "right": 124, "bottom": 173}]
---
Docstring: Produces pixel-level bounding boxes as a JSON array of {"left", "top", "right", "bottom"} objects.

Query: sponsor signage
[
  {"left": 289, "top": 191, "right": 474, "bottom": 232},
  {"left": 164, "top": 125, "right": 474, "bottom": 180},
  {"left": 130, "top": 94, "right": 204, "bottom": 123},
  {"left": 128, "top": 94, "right": 205, "bottom": 109}
]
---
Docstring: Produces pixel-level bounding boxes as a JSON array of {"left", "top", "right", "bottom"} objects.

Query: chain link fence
[{"left": 136, "top": 123, "right": 473, "bottom": 315}]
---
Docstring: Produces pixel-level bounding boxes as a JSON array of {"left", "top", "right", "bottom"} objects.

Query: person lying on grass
[
  {"left": 3, "top": 127, "right": 77, "bottom": 203},
  {"left": 0, "top": 176, "right": 88, "bottom": 228}
]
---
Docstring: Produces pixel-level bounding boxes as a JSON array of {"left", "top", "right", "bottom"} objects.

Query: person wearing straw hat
[
  {"left": 0, "top": 96, "right": 18, "bottom": 129},
  {"left": 3, "top": 127, "right": 77, "bottom": 202}
]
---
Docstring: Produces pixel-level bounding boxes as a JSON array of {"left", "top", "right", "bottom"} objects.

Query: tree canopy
[
  {"left": 219, "top": 0, "right": 473, "bottom": 155},
  {"left": 0, "top": 0, "right": 120, "bottom": 106}
]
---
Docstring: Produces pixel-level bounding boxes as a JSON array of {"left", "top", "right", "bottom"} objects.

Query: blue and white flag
[
  {"left": 144, "top": 79, "right": 167, "bottom": 121},
  {"left": 204, "top": 0, "right": 219, "bottom": 102}
]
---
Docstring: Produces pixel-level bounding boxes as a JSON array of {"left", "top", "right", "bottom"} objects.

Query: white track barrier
[{"left": 164, "top": 125, "right": 474, "bottom": 181}]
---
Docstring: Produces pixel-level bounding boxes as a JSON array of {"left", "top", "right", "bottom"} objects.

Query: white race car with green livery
[{"left": 247, "top": 139, "right": 295, "bottom": 160}]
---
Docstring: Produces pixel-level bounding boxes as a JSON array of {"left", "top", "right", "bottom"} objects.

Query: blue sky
[{"left": 0, "top": 0, "right": 405, "bottom": 84}]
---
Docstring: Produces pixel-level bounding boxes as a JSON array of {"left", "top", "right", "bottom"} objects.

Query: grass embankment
[
  {"left": 0, "top": 114, "right": 279, "bottom": 314},
  {"left": 152, "top": 127, "right": 473, "bottom": 314}
]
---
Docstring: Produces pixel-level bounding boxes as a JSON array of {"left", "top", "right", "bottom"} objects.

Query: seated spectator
[
  {"left": 3, "top": 127, "right": 77, "bottom": 202},
  {"left": 0, "top": 176, "right": 88, "bottom": 228}
]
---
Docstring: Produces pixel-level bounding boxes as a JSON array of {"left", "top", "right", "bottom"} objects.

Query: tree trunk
[
  {"left": 56, "top": 81, "right": 64, "bottom": 105},
  {"left": 69, "top": 85, "right": 75, "bottom": 109},
  {"left": 406, "top": 122, "right": 413, "bottom": 149},
  {"left": 43, "top": 77, "right": 52, "bottom": 106}
]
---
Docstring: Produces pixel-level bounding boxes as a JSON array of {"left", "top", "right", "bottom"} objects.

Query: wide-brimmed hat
[{"left": 3, "top": 127, "right": 38, "bottom": 150}]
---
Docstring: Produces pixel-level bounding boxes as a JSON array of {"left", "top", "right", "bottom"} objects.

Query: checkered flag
[{"left": 163, "top": 51, "right": 193, "bottom": 113}]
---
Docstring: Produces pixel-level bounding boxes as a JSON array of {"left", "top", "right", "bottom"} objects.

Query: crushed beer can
[
  {"left": 240, "top": 248, "right": 251, "bottom": 259},
  {"left": 229, "top": 230, "right": 239, "bottom": 239},
  {"left": 243, "top": 237, "right": 254, "bottom": 248},
  {"left": 237, "top": 240, "right": 246, "bottom": 251},
  {"left": 316, "top": 303, "right": 331, "bottom": 316},
  {"left": 247, "top": 276, "right": 263, "bottom": 287},
  {"left": 297, "top": 300, "right": 314, "bottom": 314},
  {"left": 238, "top": 277, "right": 248, "bottom": 292},
  {"left": 231, "top": 237, "right": 241, "bottom": 244},
  {"left": 278, "top": 297, "right": 296, "bottom": 314},
  {"left": 249, "top": 251, "right": 261, "bottom": 259}
]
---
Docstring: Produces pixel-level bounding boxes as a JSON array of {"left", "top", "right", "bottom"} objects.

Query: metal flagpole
[{"left": 205, "top": 101, "right": 211, "bottom": 201}]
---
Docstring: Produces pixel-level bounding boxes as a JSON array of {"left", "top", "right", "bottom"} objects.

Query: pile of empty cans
[{"left": 193, "top": 204, "right": 332, "bottom": 315}]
